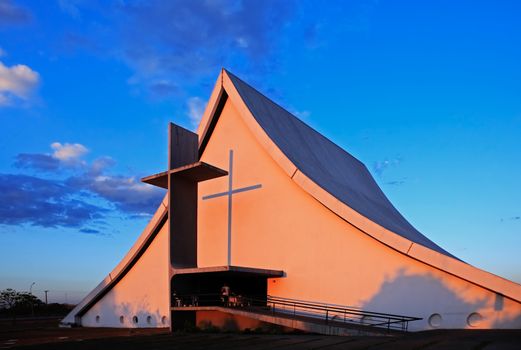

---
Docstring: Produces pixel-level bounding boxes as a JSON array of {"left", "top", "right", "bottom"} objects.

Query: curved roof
[
  {"left": 225, "top": 70, "right": 455, "bottom": 258},
  {"left": 62, "top": 70, "right": 521, "bottom": 327}
]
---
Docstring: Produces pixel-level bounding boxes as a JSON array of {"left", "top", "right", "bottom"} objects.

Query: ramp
[{"left": 172, "top": 295, "right": 422, "bottom": 336}]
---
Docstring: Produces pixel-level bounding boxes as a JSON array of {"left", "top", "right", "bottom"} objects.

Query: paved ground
[{"left": 1, "top": 318, "right": 520, "bottom": 349}]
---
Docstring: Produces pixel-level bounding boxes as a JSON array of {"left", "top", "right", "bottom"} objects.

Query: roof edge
[
  {"left": 61, "top": 195, "right": 168, "bottom": 325},
  {"left": 211, "top": 69, "right": 521, "bottom": 303}
]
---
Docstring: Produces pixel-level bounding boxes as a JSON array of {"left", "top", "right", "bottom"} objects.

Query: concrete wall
[
  {"left": 81, "top": 223, "right": 170, "bottom": 328},
  {"left": 198, "top": 97, "right": 521, "bottom": 331},
  {"left": 196, "top": 310, "right": 265, "bottom": 331}
]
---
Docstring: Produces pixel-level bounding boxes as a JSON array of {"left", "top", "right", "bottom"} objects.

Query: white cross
[{"left": 202, "top": 150, "right": 262, "bottom": 265}]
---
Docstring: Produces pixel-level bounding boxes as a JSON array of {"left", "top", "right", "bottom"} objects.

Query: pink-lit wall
[
  {"left": 197, "top": 97, "right": 521, "bottom": 331},
  {"left": 70, "top": 71, "right": 521, "bottom": 331},
  {"left": 81, "top": 223, "right": 170, "bottom": 328}
]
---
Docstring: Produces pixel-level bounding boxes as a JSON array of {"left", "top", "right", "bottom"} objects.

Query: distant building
[{"left": 62, "top": 70, "right": 521, "bottom": 332}]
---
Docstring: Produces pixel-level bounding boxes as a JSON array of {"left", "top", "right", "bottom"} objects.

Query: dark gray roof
[{"left": 226, "top": 70, "right": 456, "bottom": 258}]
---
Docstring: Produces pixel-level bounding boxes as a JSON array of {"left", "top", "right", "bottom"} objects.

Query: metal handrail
[
  {"left": 263, "top": 295, "right": 421, "bottom": 332},
  {"left": 267, "top": 295, "right": 416, "bottom": 320},
  {"left": 270, "top": 296, "right": 410, "bottom": 318},
  {"left": 172, "top": 293, "right": 422, "bottom": 332}
]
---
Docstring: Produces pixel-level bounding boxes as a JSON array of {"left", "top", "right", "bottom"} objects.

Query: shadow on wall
[
  {"left": 360, "top": 269, "right": 494, "bottom": 330},
  {"left": 117, "top": 299, "right": 166, "bottom": 328},
  {"left": 493, "top": 312, "right": 521, "bottom": 329},
  {"left": 86, "top": 292, "right": 169, "bottom": 328}
]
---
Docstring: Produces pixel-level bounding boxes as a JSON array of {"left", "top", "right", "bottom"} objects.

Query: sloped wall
[
  {"left": 197, "top": 97, "right": 521, "bottom": 330},
  {"left": 81, "top": 223, "right": 170, "bottom": 328}
]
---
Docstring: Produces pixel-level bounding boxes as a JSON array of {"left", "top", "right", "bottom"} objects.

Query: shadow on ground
[{"left": 1, "top": 317, "right": 520, "bottom": 349}]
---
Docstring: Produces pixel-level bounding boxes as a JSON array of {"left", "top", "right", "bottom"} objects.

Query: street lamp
[{"left": 29, "top": 282, "right": 36, "bottom": 317}]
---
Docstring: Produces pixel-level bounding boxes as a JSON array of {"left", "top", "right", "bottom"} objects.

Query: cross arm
[{"left": 141, "top": 162, "right": 228, "bottom": 189}]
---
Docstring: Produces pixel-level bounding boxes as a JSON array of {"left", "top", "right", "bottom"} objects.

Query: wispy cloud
[
  {"left": 292, "top": 109, "right": 312, "bottom": 120},
  {"left": 385, "top": 178, "right": 407, "bottom": 186},
  {"left": 0, "top": 173, "right": 107, "bottom": 228},
  {"left": 147, "top": 80, "right": 177, "bottom": 98},
  {"left": 0, "top": 60, "right": 40, "bottom": 106},
  {"left": 14, "top": 141, "right": 88, "bottom": 171},
  {"left": 373, "top": 157, "right": 402, "bottom": 177},
  {"left": 500, "top": 216, "right": 520, "bottom": 222},
  {"left": 14, "top": 153, "right": 60, "bottom": 172},
  {"left": 0, "top": 0, "right": 31, "bottom": 26},
  {"left": 79, "top": 228, "right": 102, "bottom": 235},
  {"left": 67, "top": 172, "right": 162, "bottom": 215},
  {"left": 58, "top": 1, "right": 297, "bottom": 98},
  {"left": 118, "top": 1, "right": 295, "bottom": 73},
  {"left": 187, "top": 97, "right": 205, "bottom": 129},
  {"left": 1, "top": 142, "right": 164, "bottom": 233}
]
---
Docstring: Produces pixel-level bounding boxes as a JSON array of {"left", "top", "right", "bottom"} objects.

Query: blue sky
[{"left": 0, "top": 0, "right": 520, "bottom": 303}]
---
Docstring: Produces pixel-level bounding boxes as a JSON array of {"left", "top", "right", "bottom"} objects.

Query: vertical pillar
[{"left": 168, "top": 123, "right": 198, "bottom": 268}]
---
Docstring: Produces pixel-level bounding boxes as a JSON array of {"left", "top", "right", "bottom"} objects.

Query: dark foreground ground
[{"left": 1, "top": 318, "right": 520, "bottom": 349}]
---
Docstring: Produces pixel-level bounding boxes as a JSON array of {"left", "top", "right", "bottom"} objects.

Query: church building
[{"left": 62, "top": 69, "right": 521, "bottom": 333}]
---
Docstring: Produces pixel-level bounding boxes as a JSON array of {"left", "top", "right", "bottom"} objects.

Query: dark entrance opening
[
  {"left": 169, "top": 266, "right": 284, "bottom": 330},
  {"left": 171, "top": 266, "right": 283, "bottom": 307},
  {"left": 171, "top": 271, "right": 268, "bottom": 307}
]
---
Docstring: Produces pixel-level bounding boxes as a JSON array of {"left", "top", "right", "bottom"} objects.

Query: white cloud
[
  {"left": 0, "top": 60, "right": 39, "bottom": 106},
  {"left": 187, "top": 97, "right": 206, "bottom": 128},
  {"left": 236, "top": 37, "right": 249, "bottom": 48},
  {"left": 51, "top": 142, "right": 89, "bottom": 162}
]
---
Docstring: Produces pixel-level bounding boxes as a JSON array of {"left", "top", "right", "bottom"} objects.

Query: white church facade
[{"left": 62, "top": 69, "right": 521, "bottom": 332}]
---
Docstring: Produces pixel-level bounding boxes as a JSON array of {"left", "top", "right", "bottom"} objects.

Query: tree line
[{"left": 0, "top": 288, "right": 74, "bottom": 322}]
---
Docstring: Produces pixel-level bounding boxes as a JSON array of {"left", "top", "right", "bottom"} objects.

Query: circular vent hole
[
  {"left": 467, "top": 312, "right": 482, "bottom": 327},
  {"left": 428, "top": 313, "right": 442, "bottom": 328}
]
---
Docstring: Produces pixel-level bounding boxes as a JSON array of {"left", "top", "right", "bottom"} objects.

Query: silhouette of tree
[
  {"left": 0, "top": 288, "right": 19, "bottom": 310},
  {"left": 0, "top": 288, "right": 43, "bottom": 323}
]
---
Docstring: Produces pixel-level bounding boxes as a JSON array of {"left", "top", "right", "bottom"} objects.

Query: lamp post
[{"left": 29, "top": 282, "right": 35, "bottom": 317}]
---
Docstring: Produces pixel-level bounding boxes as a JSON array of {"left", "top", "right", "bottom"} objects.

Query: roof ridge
[
  {"left": 224, "top": 69, "right": 366, "bottom": 168},
  {"left": 224, "top": 69, "right": 455, "bottom": 259}
]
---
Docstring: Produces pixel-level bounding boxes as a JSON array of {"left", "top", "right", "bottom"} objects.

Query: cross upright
[
  {"left": 141, "top": 122, "right": 228, "bottom": 268},
  {"left": 202, "top": 150, "right": 262, "bottom": 266}
]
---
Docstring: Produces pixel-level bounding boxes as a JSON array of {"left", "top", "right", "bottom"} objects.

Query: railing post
[{"left": 250, "top": 295, "right": 420, "bottom": 333}]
